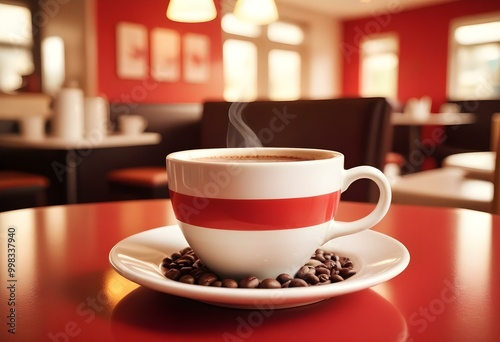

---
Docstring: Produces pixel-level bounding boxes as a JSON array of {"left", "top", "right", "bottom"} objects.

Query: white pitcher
[
  {"left": 52, "top": 87, "right": 84, "bottom": 140},
  {"left": 84, "top": 96, "right": 109, "bottom": 139}
]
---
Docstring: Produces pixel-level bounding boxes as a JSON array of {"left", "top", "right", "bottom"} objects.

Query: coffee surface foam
[{"left": 196, "top": 155, "right": 310, "bottom": 162}]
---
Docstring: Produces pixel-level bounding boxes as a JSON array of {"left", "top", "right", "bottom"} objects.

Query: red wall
[
  {"left": 95, "top": 0, "right": 224, "bottom": 103},
  {"left": 341, "top": 0, "right": 500, "bottom": 110}
]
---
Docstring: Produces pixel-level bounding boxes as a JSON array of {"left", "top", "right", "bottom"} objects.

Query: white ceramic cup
[
  {"left": 19, "top": 116, "right": 45, "bottom": 140},
  {"left": 118, "top": 115, "right": 147, "bottom": 135},
  {"left": 166, "top": 147, "right": 392, "bottom": 280},
  {"left": 52, "top": 87, "right": 84, "bottom": 140},
  {"left": 84, "top": 96, "right": 109, "bottom": 139}
]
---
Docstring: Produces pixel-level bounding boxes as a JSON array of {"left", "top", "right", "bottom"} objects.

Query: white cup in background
[
  {"left": 20, "top": 116, "right": 45, "bottom": 140},
  {"left": 84, "top": 96, "right": 109, "bottom": 139},
  {"left": 118, "top": 115, "right": 147, "bottom": 135},
  {"left": 52, "top": 87, "right": 84, "bottom": 140}
]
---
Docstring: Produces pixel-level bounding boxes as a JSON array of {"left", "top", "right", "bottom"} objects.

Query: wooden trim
[{"left": 491, "top": 113, "right": 500, "bottom": 214}]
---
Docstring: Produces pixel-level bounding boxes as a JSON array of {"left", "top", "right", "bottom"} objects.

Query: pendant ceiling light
[
  {"left": 166, "top": 0, "right": 217, "bottom": 23},
  {"left": 234, "top": 0, "right": 279, "bottom": 25}
]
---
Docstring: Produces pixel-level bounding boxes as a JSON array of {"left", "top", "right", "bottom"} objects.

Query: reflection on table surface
[{"left": 1, "top": 199, "right": 499, "bottom": 341}]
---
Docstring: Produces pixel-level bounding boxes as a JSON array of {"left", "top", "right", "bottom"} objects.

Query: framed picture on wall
[
  {"left": 183, "top": 33, "right": 210, "bottom": 83},
  {"left": 151, "top": 28, "right": 180, "bottom": 82},
  {"left": 116, "top": 22, "right": 148, "bottom": 79}
]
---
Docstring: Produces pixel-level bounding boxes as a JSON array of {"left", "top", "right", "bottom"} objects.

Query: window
[
  {"left": 221, "top": 11, "right": 307, "bottom": 101},
  {"left": 0, "top": 2, "right": 34, "bottom": 92},
  {"left": 449, "top": 14, "right": 500, "bottom": 100},
  {"left": 223, "top": 39, "right": 257, "bottom": 100},
  {"left": 360, "top": 34, "right": 399, "bottom": 100},
  {"left": 268, "top": 49, "right": 300, "bottom": 99}
]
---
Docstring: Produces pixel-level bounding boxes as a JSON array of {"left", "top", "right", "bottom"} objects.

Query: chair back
[
  {"left": 491, "top": 113, "right": 500, "bottom": 152},
  {"left": 200, "top": 97, "right": 393, "bottom": 202}
]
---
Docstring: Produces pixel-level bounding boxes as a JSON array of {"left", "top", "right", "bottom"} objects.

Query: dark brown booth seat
[
  {"left": 434, "top": 99, "right": 500, "bottom": 166},
  {"left": 200, "top": 97, "right": 393, "bottom": 202}
]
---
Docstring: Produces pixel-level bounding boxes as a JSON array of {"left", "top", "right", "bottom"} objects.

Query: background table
[
  {"left": 0, "top": 132, "right": 161, "bottom": 203},
  {"left": 391, "top": 112, "right": 476, "bottom": 171},
  {"left": 443, "top": 151, "right": 495, "bottom": 181},
  {"left": 1, "top": 199, "right": 499, "bottom": 341}
]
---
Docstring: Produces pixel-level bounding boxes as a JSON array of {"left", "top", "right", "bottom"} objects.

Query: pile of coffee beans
[{"left": 161, "top": 247, "right": 356, "bottom": 289}]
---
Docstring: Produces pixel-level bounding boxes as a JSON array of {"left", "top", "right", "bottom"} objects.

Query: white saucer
[{"left": 109, "top": 226, "right": 410, "bottom": 309}]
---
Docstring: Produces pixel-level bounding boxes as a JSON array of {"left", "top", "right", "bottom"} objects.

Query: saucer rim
[{"left": 109, "top": 225, "right": 410, "bottom": 308}]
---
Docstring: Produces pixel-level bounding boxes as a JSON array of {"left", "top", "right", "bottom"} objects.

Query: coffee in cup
[{"left": 166, "top": 147, "right": 391, "bottom": 280}]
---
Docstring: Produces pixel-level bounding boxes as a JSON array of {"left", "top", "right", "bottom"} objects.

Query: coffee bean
[
  {"left": 198, "top": 273, "right": 218, "bottom": 286},
  {"left": 315, "top": 253, "right": 326, "bottom": 262},
  {"left": 180, "top": 266, "right": 193, "bottom": 275},
  {"left": 339, "top": 268, "right": 352, "bottom": 277},
  {"left": 161, "top": 247, "right": 356, "bottom": 288},
  {"left": 179, "top": 274, "right": 195, "bottom": 284},
  {"left": 190, "top": 268, "right": 207, "bottom": 278},
  {"left": 258, "top": 278, "right": 281, "bottom": 288},
  {"left": 239, "top": 276, "right": 259, "bottom": 288},
  {"left": 171, "top": 252, "right": 181, "bottom": 260},
  {"left": 162, "top": 257, "right": 173, "bottom": 266},
  {"left": 318, "top": 274, "right": 331, "bottom": 283},
  {"left": 343, "top": 260, "right": 354, "bottom": 268},
  {"left": 323, "top": 260, "right": 335, "bottom": 269},
  {"left": 342, "top": 269, "right": 356, "bottom": 279},
  {"left": 277, "top": 273, "right": 293, "bottom": 284},
  {"left": 281, "top": 280, "right": 291, "bottom": 288},
  {"left": 296, "top": 265, "right": 315, "bottom": 279},
  {"left": 330, "top": 274, "right": 344, "bottom": 283},
  {"left": 315, "top": 266, "right": 330, "bottom": 276},
  {"left": 221, "top": 279, "right": 238, "bottom": 288},
  {"left": 193, "top": 260, "right": 204, "bottom": 268},
  {"left": 165, "top": 268, "right": 181, "bottom": 280},
  {"left": 306, "top": 259, "right": 324, "bottom": 267},
  {"left": 289, "top": 278, "right": 308, "bottom": 287},
  {"left": 304, "top": 273, "right": 320, "bottom": 285},
  {"left": 177, "top": 255, "right": 196, "bottom": 265},
  {"left": 179, "top": 246, "right": 193, "bottom": 255}
]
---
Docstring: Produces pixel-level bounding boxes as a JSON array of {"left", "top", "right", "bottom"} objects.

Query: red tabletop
[{"left": 1, "top": 199, "right": 499, "bottom": 341}]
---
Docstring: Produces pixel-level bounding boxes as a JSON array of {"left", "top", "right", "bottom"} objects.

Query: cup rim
[{"left": 167, "top": 147, "right": 342, "bottom": 164}]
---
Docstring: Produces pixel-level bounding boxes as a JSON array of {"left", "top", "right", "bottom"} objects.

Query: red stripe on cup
[{"left": 170, "top": 191, "right": 340, "bottom": 231}]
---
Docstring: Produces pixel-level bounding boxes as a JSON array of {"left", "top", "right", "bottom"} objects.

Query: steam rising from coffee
[{"left": 226, "top": 102, "right": 263, "bottom": 148}]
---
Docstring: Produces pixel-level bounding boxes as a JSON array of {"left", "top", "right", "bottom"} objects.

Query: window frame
[
  {"left": 221, "top": 5, "right": 309, "bottom": 100},
  {"left": 359, "top": 32, "right": 399, "bottom": 101},
  {"left": 447, "top": 11, "right": 500, "bottom": 100},
  {"left": 0, "top": 0, "right": 41, "bottom": 92}
]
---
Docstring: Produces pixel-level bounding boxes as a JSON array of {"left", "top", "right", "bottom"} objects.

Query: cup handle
[{"left": 325, "top": 166, "right": 391, "bottom": 241}]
